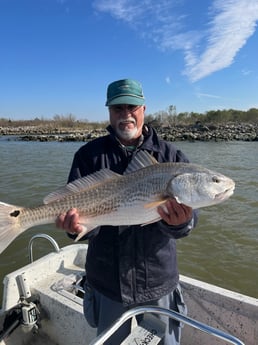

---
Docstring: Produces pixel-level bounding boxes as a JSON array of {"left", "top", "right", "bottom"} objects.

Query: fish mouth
[{"left": 215, "top": 186, "right": 235, "bottom": 200}]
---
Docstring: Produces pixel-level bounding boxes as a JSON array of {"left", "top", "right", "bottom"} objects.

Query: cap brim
[{"left": 106, "top": 95, "right": 145, "bottom": 106}]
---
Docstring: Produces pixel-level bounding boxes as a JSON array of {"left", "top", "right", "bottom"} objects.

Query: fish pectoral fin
[
  {"left": 174, "top": 196, "right": 182, "bottom": 204},
  {"left": 144, "top": 198, "right": 168, "bottom": 209},
  {"left": 74, "top": 225, "right": 93, "bottom": 242},
  {"left": 74, "top": 228, "right": 88, "bottom": 242}
]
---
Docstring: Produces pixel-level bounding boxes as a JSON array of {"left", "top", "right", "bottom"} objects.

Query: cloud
[
  {"left": 93, "top": 0, "right": 258, "bottom": 82},
  {"left": 93, "top": 0, "right": 142, "bottom": 22},
  {"left": 241, "top": 69, "right": 252, "bottom": 76},
  {"left": 196, "top": 93, "right": 221, "bottom": 99},
  {"left": 184, "top": 0, "right": 258, "bottom": 81},
  {"left": 165, "top": 76, "right": 171, "bottom": 84},
  {"left": 93, "top": 0, "right": 183, "bottom": 34}
]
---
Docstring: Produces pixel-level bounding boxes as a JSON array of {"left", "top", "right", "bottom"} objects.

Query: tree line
[
  {"left": 145, "top": 106, "right": 258, "bottom": 126},
  {"left": 1, "top": 107, "right": 257, "bottom": 129}
]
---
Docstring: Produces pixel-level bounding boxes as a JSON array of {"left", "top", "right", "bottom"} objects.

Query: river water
[{"left": 0, "top": 139, "right": 257, "bottom": 306}]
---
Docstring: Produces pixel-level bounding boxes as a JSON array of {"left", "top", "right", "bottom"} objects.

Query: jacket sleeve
[{"left": 157, "top": 209, "right": 199, "bottom": 239}]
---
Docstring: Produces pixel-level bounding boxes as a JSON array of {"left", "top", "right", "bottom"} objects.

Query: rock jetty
[
  {"left": 157, "top": 122, "right": 258, "bottom": 142},
  {"left": 0, "top": 122, "right": 257, "bottom": 142}
]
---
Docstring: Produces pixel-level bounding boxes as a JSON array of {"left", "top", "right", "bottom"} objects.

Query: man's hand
[
  {"left": 157, "top": 198, "right": 193, "bottom": 226},
  {"left": 56, "top": 208, "right": 83, "bottom": 235}
]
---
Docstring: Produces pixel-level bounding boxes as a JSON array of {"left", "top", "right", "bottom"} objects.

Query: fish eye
[{"left": 212, "top": 176, "right": 220, "bottom": 183}]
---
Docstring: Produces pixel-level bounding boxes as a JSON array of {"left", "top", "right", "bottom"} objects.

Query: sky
[{"left": 0, "top": 0, "right": 258, "bottom": 122}]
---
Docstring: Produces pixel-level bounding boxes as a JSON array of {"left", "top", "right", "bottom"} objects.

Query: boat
[{"left": 0, "top": 233, "right": 257, "bottom": 345}]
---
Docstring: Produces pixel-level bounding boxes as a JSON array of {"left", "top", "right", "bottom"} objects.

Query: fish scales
[
  {"left": 0, "top": 151, "right": 235, "bottom": 254},
  {"left": 19, "top": 163, "right": 171, "bottom": 227}
]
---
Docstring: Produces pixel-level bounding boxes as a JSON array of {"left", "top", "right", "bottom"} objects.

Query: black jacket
[{"left": 68, "top": 125, "right": 198, "bottom": 306}]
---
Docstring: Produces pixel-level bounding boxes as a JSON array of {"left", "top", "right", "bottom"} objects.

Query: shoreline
[{"left": 1, "top": 122, "right": 257, "bottom": 142}]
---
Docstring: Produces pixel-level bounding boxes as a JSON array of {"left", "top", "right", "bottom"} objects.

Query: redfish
[{"left": 0, "top": 151, "right": 235, "bottom": 254}]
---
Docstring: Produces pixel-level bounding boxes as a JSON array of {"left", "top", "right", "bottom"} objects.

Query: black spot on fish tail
[{"left": 10, "top": 210, "right": 20, "bottom": 217}]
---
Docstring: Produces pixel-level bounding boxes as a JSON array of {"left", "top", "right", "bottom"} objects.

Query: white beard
[
  {"left": 115, "top": 118, "right": 138, "bottom": 141},
  {"left": 116, "top": 126, "right": 138, "bottom": 141}
]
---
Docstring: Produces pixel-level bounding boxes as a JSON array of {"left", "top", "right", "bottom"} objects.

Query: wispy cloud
[
  {"left": 196, "top": 92, "right": 221, "bottom": 99},
  {"left": 184, "top": 0, "right": 258, "bottom": 81},
  {"left": 241, "top": 68, "right": 252, "bottom": 76},
  {"left": 165, "top": 76, "right": 171, "bottom": 84},
  {"left": 93, "top": 0, "right": 143, "bottom": 22},
  {"left": 93, "top": 0, "right": 186, "bottom": 42},
  {"left": 93, "top": 0, "right": 258, "bottom": 82}
]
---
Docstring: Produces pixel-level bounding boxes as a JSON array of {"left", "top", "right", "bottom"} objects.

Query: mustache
[{"left": 117, "top": 118, "right": 136, "bottom": 125}]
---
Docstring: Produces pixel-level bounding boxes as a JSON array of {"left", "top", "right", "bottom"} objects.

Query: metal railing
[
  {"left": 28, "top": 233, "right": 60, "bottom": 263},
  {"left": 26, "top": 235, "right": 245, "bottom": 345},
  {"left": 90, "top": 306, "right": 245, "bottom": 345}
]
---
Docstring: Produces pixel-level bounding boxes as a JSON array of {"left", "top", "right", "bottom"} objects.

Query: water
[{"left": 0, "top": 139, "right": 257, "bottom": 306}]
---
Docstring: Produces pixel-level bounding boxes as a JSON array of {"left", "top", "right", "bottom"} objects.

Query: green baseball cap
[{"left": 105, "top": 79, "right": 145, "bottom": 106}]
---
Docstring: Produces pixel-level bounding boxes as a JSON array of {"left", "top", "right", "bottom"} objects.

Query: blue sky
[{"left": 1, "top": 0, "right": 258, "bottom": 122}]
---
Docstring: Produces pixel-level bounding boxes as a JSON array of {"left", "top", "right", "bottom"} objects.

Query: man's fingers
[
  {"left": 56, "top": 208, "right": 83, "bottom": 234},
  {"left": 157, "top": 199, "right": 192, "bottom": 226}
]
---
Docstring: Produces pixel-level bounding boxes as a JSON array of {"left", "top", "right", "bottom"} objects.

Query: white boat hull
[{"left": 0, "top": 239, "right": 257, "bottom": 344}]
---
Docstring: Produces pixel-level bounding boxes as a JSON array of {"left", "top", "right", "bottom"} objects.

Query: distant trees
[
  {"left": 52, "top": 113, "right": 77, "bottom": 127},
  {"left": 0, "top": 107, "right": 257, "bottom": 129},
  {"left": 145, "top": 106, "right": 258, "bottom": 126}
]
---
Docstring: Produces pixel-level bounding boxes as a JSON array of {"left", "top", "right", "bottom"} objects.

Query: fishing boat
[{"left": 0, "top": 233, "right": 257, "bottom": 345}]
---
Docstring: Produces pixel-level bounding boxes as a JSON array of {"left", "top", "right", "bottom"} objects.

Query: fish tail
[{"left": 0, "top": 202, "right": 25, "bottom": 254}]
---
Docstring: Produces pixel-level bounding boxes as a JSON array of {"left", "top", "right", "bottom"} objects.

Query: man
[{"left": 57, "top": 79, "right": 198, "bottom": 344}]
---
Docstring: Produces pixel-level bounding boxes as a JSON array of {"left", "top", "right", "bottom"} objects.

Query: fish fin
[
  {"left": 144, "top": 198, "right": 168, "bottom": 209},
  {"left": 73, "top": 224, "right": 96, "bottom": 242},
  {"left": 173, "top": 196, "right": 182, "bottom": 204},
  {"left": 124, "top": 151, "right": 158, "bottom": 175},
  {"left": 0, "top": 202, "right": 25, "bottom": 254},
  {"left": 44, "top": 169, "right": 121, "bottom": 204}
]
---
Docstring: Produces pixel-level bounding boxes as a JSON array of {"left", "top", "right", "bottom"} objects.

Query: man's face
[{"left": 109, "top": 104, "right": 145, "bottom": 143}]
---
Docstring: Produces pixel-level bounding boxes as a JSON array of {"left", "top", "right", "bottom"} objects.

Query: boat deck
[{"left": 1, "top": 238, "right": 257, "bottom": 345}]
